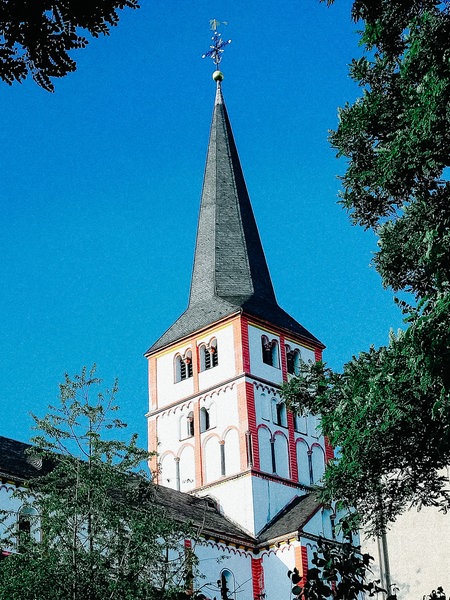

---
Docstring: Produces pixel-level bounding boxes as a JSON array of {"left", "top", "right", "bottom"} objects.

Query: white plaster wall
[
  {"left": 252, "top": 478, "right": 306, "bottom": 535},
  {"left": 179, "top": 445, "right": 195, "bottom": 491},
  {"left": 296, "top": 439, "right": 311, "bottom": 486},
  {"left": 363, "top": 506, "right": 450, "bottom": 599},
  {"left": 273, "top": 433, "right": 290, "bottom": 479},
  {"left": 197, "top": 325, "right": 236, "bottom": 390},
  {"left": 156, "top": 400, "right": 195, "bottom": 458},
  {"left": 195, "top": 475, "right": 256, "bottom": 536},
  {"left": 159, "top": 453, "right": 177, "bottom": 488},
  {"left": 155, "top": 345, "right": 195, "bottom": 407},
  {"left": 248, "top": 325, "right": 283, "bottom": 384},
  {"left": 302, "top": 509, "right": 323, "bottom": 538},
  {"left": 262, "top": 544, "right": 297, "bottom": 600},
  {"left": 204, "top": 435, "right": 222, "bottom": 483},
  {"left": 258, "top": 427, "right": 272, "bottom": 474},
  {"left": 193, "top": 542, "right": 253, "bottom": 600},
  {"left": 310, "top": 444, "right": 325, "bottom": 485},
  {"left": 223, "top": 428, "right": 240, "bottom": 477},
  {"left": 202, "top": 384, "right": 240, "bottom": 435}
]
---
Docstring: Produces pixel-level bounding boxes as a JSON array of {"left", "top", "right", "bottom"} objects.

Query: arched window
[
  {"left": 220, "top": 569, "right": 235, "bottom": 600},
  {"left": 272, "top": 400, "right": 287, "bottom": 427},
  {"left": 296, "top": 439, "right": 311, "bottom": 486},
  {"left": 311, "top": 444, "right": 326, "bottom": 484},
  {"left": 174, "top": 351, "right": 193, "bottom": 383},
  {"left": 286, "top": 347, "right": 300, "bottom": 375},
  {"left": 223, "top": 429, "right": 240, "bottom": 476},
  {"left": 200, "top": 339, "right": 219, "bottom": 371},
  {"left": 186, "top": 411, "right": 194, "bottom": 437},
  {"left": 257, "top": 427, "right": 272, "bottom": 474},
  {"left": 261, "top": 336, "right": 280, "bottom": 368},
  {"left": 260, "top": 393, "right": 271, "bottom": 421},
  {"left": 294, "top": 413, "right": 308, "bottom": 434},
  {"left": 17, "top": 506, "right": 39, "bottom": 550},
  {"left": 273, "top": 432, "right": 289, "bottom": 478},
  {"left": 200, "top": 407, "right": 210, "bottom": 432}
]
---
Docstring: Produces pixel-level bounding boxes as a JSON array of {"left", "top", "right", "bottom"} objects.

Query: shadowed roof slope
[{"left": 148, "top": 82, "right": 322, "bottom": 353}]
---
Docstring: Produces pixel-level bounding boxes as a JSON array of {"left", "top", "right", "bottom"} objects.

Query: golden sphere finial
[{"left": 212, "top": 70, "right": 224, "bottom": 81}]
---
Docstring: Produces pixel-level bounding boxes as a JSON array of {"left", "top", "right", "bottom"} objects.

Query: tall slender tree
[{"left": 0, "top": 367, "right": 191, "bottom": 600}]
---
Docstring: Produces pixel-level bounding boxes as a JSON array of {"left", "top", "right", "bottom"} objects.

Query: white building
[{"left": 143, "top": 77, "right": 342, "bottom": 599}]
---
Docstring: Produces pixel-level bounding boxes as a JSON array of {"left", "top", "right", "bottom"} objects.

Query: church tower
[{"left": 145, "top": 71, "right": 330, "bottom": 537}]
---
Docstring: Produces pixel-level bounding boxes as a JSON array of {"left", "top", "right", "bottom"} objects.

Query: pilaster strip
[
  {"left": 251, "top": 557, "right": 265, "bottom": 600},
  {"left": 241, "top": 316, "right": 250, "bottom": 373},
  {"left": 246, "top": 381, "right": 259, "bottom": 469}
]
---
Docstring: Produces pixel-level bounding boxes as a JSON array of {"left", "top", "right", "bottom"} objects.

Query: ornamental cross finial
[{"left": 202, "top": 20, "right": 231, "bottom": 68}]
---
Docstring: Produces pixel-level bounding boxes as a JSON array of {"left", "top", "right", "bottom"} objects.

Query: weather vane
[{"left": 202, "top": 19, "right": 231, "bottom": 79}]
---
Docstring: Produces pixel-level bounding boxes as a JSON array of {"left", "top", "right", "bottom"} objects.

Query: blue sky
[{"left": 1, "top": 0, "right": 403, "bottom": 447}]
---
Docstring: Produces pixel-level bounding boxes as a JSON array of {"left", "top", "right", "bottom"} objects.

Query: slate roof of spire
[{"left": 148, "top": 82, "right": 323, "bottom": 353}]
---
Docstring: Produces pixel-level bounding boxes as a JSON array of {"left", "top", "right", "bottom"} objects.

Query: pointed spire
[
  {"left": 188, "top": 81, "right": 277, "bottom": 309},
  {"left": 148, "top": 83, "right": 322, "bottom": 353}
]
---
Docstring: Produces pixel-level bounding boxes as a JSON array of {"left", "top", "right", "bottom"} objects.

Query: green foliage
[
  {"left": 0, "top": 367, "right": 191, "bottom": 600},
  {"left": 282, "top": 296, "right": 450, "bottom": 534},
  {"left": 0, "top": 1, "right": 139, "bottom": 91},
  {"left": 325, "top": 0, "right": 450, "bottom": 302},
  {"left": 287, "top": 538, "right": 386, "bottom": 599},
  {"left": 284, "top": 0, "right": 450, "bottom": 537}
]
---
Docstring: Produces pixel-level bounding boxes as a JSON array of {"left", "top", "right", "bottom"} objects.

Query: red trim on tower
[
  {"left": 301, "top": 546, "right": 308, "bottom": 584},
  {"left": 314, "top": 347, "right": 322, "bottom": 362},
  {"left": 241, "top": 316, "right": 250, "bottom": 373},
  {"left": 246, "top": 381, "right": 259, "bottom": 469},
  {"left": 287, "top": 412, "right": 298, "bottom": 482},
  {"left": 251, "top": 557, "right": 265, "bottom": 600},
  {"left": 324, "top": 436, "right": 334, "bottom": 462}
]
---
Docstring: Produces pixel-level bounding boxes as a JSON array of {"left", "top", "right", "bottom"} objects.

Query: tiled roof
[
  {"left": 257, "top": 492, "right": 322, "bottom": 544},
  {"left": 0, "top": 436, "right": 321, "bottom": 548},
  {"left": 0, "top": 436, "right": 47, "bottom": 482},
  {"left": 147, "top": 83, "right": 323, "bottom": 354}
]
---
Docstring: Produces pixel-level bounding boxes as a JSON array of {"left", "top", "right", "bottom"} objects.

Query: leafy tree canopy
[
  {"left": 323, "top": 0, "right": 450, "bottom": 300},
  {"left": 0, "top": 0, "right": 139, "bottom": 91},
  {"left": 283, "top": 0, "right": 450, "bottom": 535},
  {"left": 0, "top": 367, "right": 191, "bottom": 600}
]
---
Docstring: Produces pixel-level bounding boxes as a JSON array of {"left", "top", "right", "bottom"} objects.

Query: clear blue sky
[{"left": 1, "top": 0, "right": 403, "bottom": 447}]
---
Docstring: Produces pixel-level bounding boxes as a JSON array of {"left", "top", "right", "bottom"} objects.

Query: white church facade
[{"left": 143, "top": 76, "right": 344, "bottom": 599}]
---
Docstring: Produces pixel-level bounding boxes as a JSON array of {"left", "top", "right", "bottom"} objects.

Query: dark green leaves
[
  {"left": 282, "top": 297, "right": 450, "bottom": 535},
  {"left": 288, "top": 539, "right": 385, "bottom": 600},
  {"left": 295, "top": 0, "right": 450, "bottom": 537},
  {"left": 0, "top": 0, "right": 140, "bottom": 91}
]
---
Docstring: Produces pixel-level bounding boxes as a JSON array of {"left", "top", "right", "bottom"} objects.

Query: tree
[
  {"left": 282, "top": 0, "right": 450, "bottom": 534},
  {"left": 0, "top": 0, "right": 139, "bottom": 91},
  {"left": 287, "top": 538, "right": 388, "bottom": 600},
  {"left": 0, "top": 367, "right": 191, "bottom": 600}
]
